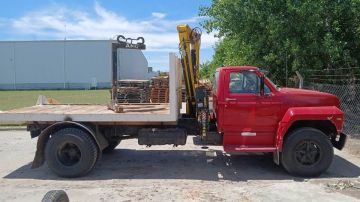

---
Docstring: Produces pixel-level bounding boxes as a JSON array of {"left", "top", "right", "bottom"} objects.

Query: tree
[{"left": 200, "top": 0, "right": 360, "bottom": 85}]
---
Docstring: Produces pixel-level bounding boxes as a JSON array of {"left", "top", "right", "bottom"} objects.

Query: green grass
[{"left": 0, "top": 90, "right": 110, "bottom": 111}]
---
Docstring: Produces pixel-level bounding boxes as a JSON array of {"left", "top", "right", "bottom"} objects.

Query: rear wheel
[
  {"left": 281, "top": 127, "right": 333, "bottom": 177},
  {"left": 45, "top": 128, "right": 98, "bottom": 178}
]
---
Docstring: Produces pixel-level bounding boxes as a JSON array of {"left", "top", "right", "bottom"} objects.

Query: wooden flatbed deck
[
  {"left": 0, "top": 104, "right": 176, "bottom": 123},
  {"left": 0, "top": 53, "right": 181, "bottom": 124}
]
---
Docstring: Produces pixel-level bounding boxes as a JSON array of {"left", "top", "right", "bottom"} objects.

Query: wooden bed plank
[{"left": 2, "top": 104, "right": 170, "bottom": 115}]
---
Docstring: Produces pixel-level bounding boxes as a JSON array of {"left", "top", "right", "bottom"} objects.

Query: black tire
[
  {"left": 102, "top": 139, "right": 121, "bottom": 153},
  {"left": 282, "top": 127, "right": 334, "bottom": 177},
  {"left": 41, "top": 190, "right": 69, "bottom": 202},
  {"left": 45, "top": 128, "right": 98, "bottom": 178}
]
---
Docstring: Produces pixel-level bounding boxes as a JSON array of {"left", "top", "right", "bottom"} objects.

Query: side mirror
[{"left": 259, "top": 75, "right": 265, "bottom": 96}]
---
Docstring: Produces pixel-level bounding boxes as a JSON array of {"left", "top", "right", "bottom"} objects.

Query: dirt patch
[
  {"left": 345, "top": 137, "right": 360, "bottom": 156},
  {"left": 0, "top": 131, "right": 359, "bottom": 201}
]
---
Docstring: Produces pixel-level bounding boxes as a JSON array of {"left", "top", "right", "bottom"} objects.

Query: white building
[{"left": 0, "top": 40, "right": 158, "bottom": 90}]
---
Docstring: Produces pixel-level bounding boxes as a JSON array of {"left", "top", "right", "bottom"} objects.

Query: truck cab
[{"left": 212, "top": 66, "right": 347, "bottom": 176}]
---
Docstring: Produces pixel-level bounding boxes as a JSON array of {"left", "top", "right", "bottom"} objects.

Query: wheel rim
[
  {"left": 57, "top": 142, "right": 81, "bottom": 166},
  {"left": 295, "top": 140, "right": 321, "bottom": 166}
]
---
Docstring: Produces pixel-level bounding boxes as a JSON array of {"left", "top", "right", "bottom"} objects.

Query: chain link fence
[
  {"left": 265, "top": 69, "right": 359, "bottom": 136},
  {"left": 303, "top": 82, "right": 360, "bottom": 136}
]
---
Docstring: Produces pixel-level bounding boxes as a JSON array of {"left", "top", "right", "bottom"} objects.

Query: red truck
[
  {"left": 212, "top": 66, "right": 347, "bottom": 176},
  {"left": 0, "top": 64, "right": 347, "bottom": 178},
  {"left": 0, "top": 25, "right": 347, "bottom": 178}
]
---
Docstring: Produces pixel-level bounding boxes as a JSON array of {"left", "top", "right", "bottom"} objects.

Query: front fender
[{"left": 275, "top": 106, "right": 344, "bottom": 151}]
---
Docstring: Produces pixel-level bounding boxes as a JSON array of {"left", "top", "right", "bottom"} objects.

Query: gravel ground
[{"left": 0, "top": 130, "right": 359, "bottom": 202}]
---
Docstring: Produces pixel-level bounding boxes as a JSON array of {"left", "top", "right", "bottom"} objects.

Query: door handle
[{"left": 225, "top": 98, "right": 237, "bottom": 101}]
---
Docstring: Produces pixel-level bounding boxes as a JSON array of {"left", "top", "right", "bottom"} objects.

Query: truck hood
[
  {"left": 279, "top": 88, "right": 333, "bottom": 96},
  {"left": 279, "top": 87, "right": 340, "bottom": 108}
]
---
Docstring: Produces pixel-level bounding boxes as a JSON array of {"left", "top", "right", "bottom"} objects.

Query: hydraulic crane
[{"left": 177, "top": 24, "right": 209, "bottom": 139}]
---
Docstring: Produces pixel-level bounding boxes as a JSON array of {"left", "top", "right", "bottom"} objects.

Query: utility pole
[{"left": 63, "top": 24, "right": 67, "bottom": 89}]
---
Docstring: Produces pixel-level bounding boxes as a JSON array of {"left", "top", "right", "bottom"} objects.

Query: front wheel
[
  {"left": 45, "top": 128, "right": 99, "bottom": 178},
  {"left": 281, "top": 127, "right": 334, "bottom": 177}
]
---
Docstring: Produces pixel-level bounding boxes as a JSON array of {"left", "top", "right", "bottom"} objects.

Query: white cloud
[
  {"left": 151, "top": 12, "right": 166, "bottom": 19},
  {"left": 3, "top": 2, "right": 218, "bottom": 69},
  {"left": 9, "top": 2, "right": 217, "bottom": 48}
]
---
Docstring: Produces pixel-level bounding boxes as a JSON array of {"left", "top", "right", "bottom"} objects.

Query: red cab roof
[{"left": 216, "top": 66, "right": 259, "bottom": 71}]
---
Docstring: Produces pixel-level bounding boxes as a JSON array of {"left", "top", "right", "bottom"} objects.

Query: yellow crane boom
[{"left": 177, "top": 24, "right": 202, "bottom": 116}]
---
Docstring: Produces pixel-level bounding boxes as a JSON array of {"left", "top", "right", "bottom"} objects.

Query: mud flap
[
  {"left": 332, "top": 133, "right": 347, "bottom": 150},
  {"left": 273, "top": 150, "right": 280, "bottom": 165}
]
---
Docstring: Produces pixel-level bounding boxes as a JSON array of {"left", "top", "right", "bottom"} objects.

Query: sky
[{"left": 0, "top": 0, "right": 217, "bottom": 71}]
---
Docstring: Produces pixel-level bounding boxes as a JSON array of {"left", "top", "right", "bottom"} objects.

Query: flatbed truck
[{"left": 0, "top": 25, "right": 347, "bottom": 178}]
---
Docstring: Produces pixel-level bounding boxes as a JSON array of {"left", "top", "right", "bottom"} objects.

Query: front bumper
[{"left": 332, "top": 132, "right": 348, "bottom": 150}]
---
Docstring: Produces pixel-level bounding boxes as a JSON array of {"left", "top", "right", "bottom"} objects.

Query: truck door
[{"left": 222, "top": 70, "right": 278, "bottom": 147}]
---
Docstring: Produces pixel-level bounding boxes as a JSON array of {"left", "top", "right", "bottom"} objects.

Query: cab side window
[{"left": 229, "top": 71, "right": 259, "bottom": 94}]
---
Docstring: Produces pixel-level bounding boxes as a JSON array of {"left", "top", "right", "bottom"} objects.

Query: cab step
[{"left": 224, "top": 145, "right": 277, "bottom": 153}]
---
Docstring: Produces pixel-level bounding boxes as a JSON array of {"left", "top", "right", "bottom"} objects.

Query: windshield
[
  {"left": 259, "top": 68, "right": 279, "bottom": 89},
  {"left": 265, "top": 76, "right": 279, "bottom": 90}
]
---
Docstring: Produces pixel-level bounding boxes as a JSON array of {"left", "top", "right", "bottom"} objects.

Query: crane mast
[
  {"left": 177, "top": 24, "right": 202, "bottom": 117},
  {"left": 177, "top": 24, "right": 209, "bottom": 139}
]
